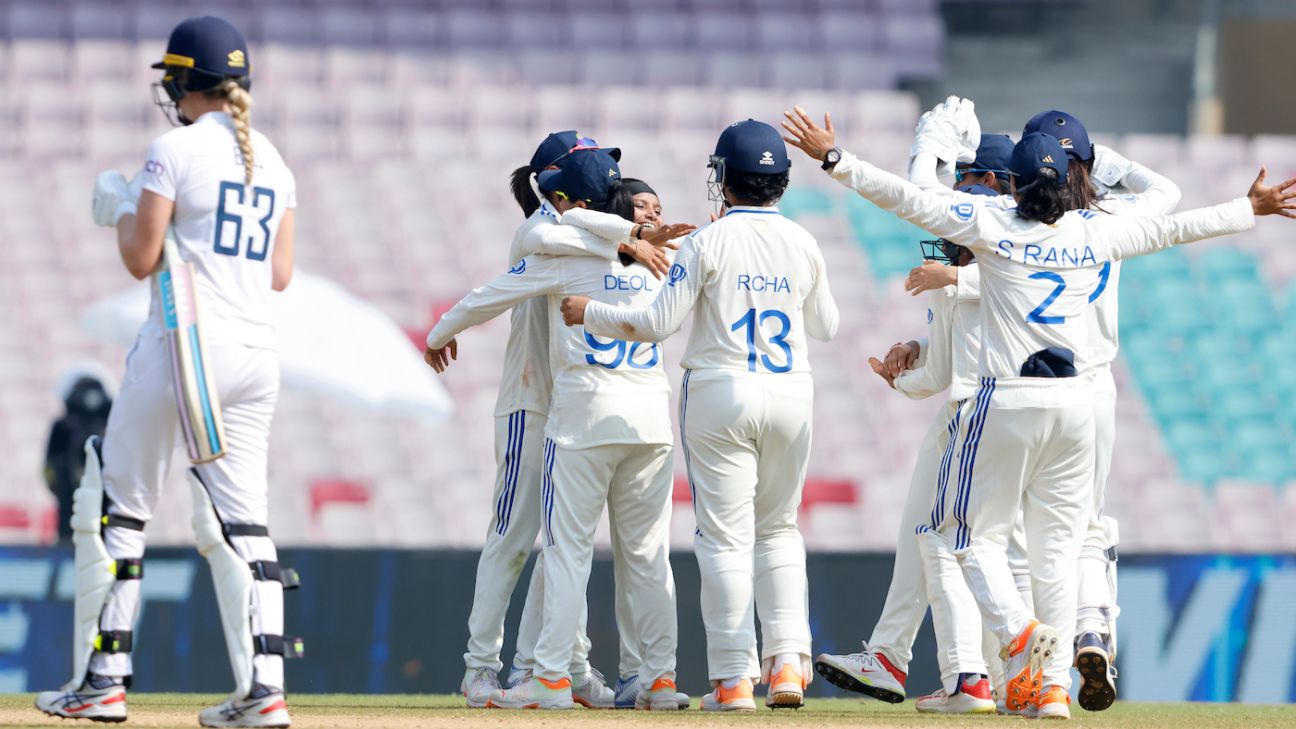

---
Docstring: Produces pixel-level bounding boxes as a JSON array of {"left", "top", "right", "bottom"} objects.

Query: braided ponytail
[{"left": 220, "top": 79, "right": 255, "bottom": 185}]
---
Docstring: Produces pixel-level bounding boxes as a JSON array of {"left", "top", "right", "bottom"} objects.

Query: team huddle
[{"left": 33, "top": 13, "right": 1296, "bottom": 728}]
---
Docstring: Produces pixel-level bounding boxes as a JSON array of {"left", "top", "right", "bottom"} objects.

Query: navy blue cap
[
  {"left": 1009, "top": 133, "right": 1069, "bottom": 189},
  {"left": 1023, "top": 110, "right": 1093, "bottom": 162},
  {"left": 712, "top": 120, "right": 790, "bottom": 174},
  {"left": 967, "top": 134, "right": 1014, "bottom": 172},
  {"left": 530, "top": 131, "right": 580, "bottom": 174},
  {"left": 537, "top": 149, "right": 622, "bottom": 206},
  {"left": 152, "top": 16, "right": 249, "bottom": 80}
]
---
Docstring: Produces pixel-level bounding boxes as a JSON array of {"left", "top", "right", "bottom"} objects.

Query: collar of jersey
[
  {"left": 724, "top": 205, "right": 781, "bottom": 216},
  {"left": 193, "top": 110, "right": 232, "bottom": 127}
]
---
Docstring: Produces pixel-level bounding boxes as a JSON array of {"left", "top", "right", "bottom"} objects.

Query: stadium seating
[{"left": 0, "top": 2, "right": 1289, "bottom": 550}]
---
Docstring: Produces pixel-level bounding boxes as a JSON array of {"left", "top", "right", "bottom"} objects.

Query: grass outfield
[{"left": 10, "top": 693, "right": 1296, "bottom": 728}]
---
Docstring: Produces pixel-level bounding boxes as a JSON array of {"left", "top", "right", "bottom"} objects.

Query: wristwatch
[{"left": 821, "top": 147, "right": 842, "bottom": 171}]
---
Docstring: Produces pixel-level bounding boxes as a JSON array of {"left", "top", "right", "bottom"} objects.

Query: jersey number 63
[{"left": 214, "top": 181, "right": 276, "bottom": 261}]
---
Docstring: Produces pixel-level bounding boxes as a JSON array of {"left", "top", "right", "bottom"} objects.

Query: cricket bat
[{"left": 157, "top": 230, "right": 226, "bottom": 463}]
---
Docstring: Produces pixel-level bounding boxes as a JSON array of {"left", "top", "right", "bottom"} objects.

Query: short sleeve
[{"left": 139, "top": 134, "right": 182, "bottom": 201}]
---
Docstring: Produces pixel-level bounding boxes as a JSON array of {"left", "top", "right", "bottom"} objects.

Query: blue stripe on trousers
[
  {"left": 928, "top": 399, "right": 966, "bottom": 531},
  {"left": 954, "top": 377, "right": 995, "bottom": 550}
]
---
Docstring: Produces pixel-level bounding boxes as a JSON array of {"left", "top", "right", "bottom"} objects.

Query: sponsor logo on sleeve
[
  {"left": 509, "top": 260, "right": 527, "bottom": 275},
  {"left": 667, "top": 263, "right": 687, "bottom": 287},
  {"left": 951, "top": 202, "right": 975, "bottom": 222}
]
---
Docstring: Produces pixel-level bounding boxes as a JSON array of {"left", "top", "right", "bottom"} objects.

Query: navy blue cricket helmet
[
  {"left": 707, "top": 119, "right": 790, "bottom": 205},
  {"left": 151, "top": 16, "right": 250, "bottom": 123}
]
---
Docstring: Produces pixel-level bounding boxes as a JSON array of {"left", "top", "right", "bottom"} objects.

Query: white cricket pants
[
  {"left": 92, "top": 331, "right": 284, "bottom": 689},
  {"left": 1077, "top": 383, "right": 1118, "bottom": 639},
  {"left": 533, "top": 440, "right": 677, "bottom": 685},
  {"left": 937, "top": 379, "right": 1095, "bottom": 691},
  {"left": 883, "top": 399, "right": 987, "bottom": 692},
  {"left": 682, "top": 370, "right": 813, "bottom": 682},
  {"left": 464, "top": 411, "right": 592, "bottom": 676}
]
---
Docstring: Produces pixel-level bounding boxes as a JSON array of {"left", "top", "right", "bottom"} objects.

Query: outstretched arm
[{"left": 424, "top": 256, "right": 565, "bottom": 371}]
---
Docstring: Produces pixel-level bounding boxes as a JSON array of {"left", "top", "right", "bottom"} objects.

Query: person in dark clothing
[{"left": 45, "top": 372, "right": 113, "bottom": 542}]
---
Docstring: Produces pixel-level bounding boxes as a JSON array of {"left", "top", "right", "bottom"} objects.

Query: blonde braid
[{"left": 221, "top": 79, "right": 255, "bottom": 185}]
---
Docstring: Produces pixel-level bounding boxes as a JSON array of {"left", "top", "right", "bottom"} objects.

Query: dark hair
[
  {"left": 1065, "top": 158, "right": 1100, "bottom": 212},
  {"left": 599, "top": 180, "right": 641, "bottom": 267},
  {"left": 990, "top": 171, "right": 1012, "bottom": 195},
  {"left": 725, "top": 169, "right": 790, "bottom": 207},
  {"left": 1015, "top": 168, "right": 1069, "bottom": 224},
  {"left": 510, "top": 165, "right": 539, "bottom": 218}
]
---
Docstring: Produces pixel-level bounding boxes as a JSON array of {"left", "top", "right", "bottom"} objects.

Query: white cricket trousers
[
  {"left": 533, "top": 440, "right": 677, "bottom": 685},
  {"left": 682, "top": 369, "right": 814, "bottom": 681},
  {"left": 879, "top": 399, "right": 986, "bottom": 692},
  {"left": 463, "top": 411, "right": 592, "bottom": 676},
  {"left": 1077, "top": 382, "right": 1118, "bottom": 638},
  {"left": 937, "top": 379, "right": 1095, "bottom": 691},
  {"left": 93, "top": 331, "right": 283, "bottom": 688}
]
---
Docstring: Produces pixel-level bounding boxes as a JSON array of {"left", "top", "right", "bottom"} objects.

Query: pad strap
[
  {"left": 113, "top": 558, "right": 143, "bottom": 580},
  {"left": 254, "top": 634, "right": 305, "bottom": 659},
  {"left": 250, "top": 561, "right": 300, "bottom": 589},
  {"left": 94, "top": 630, "right": 133, "bottom": 653},
  {"left": 102, "top": 514, "right": 145, "bottom": 531},
  {"left": 224, "top": 523, "right": 270, "bottom": 538},
  {"left": 1106, "top": 546, "right": 1118, "bottom": 562}
]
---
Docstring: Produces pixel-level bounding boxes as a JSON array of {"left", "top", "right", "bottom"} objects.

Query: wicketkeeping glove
[
  {"left": 1091, "top": 144, "right": 1135, "bottom": 191},
  {"left": 910, "top": 96, "right": 981, "bottom": 165}
]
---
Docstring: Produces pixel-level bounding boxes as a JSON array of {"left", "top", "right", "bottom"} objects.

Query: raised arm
[
  {"left": 1092, "top": 144, "right": 1181, "bottom": 216},
  {"left": 1094, "top": 167, "right": 1296, "bottom": 261},
  {"left": 564, "top": 235, "right": 706, "bottom": 341}
]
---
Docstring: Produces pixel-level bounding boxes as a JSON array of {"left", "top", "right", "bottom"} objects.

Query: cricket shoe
[
  {"left": 461, "top": 667, "right": 500, "bottom": 709},
  {"left": 616, "top": 675, "right": 691, "bottom": 710},
  {"left": 634, "top": 677, "right": 681, "bottom": 711},
  {"left": 814, "top": 644, "right": 906, "bottom": 703},
  {"left": 505, "top": 665, "right": 531, "bottom": 688},
  {"left": 35, "top": 675, "right": 128, "bottom": 723},
  {"left": 1036, "top": 685, "right": 1071, "bottom": 720},
  {"left": 1074, "top": 631, "right": 1117, "bottom": 712},
  {"left": 701, "top": 678, "right": 757, "bottom": 712},
  {"left": 766, "top": 661, "right": 807, "bottom": 710},
  {"left": 571, "top": 668, "right": 615, "bottom": 708},
  {"left": 198, "top": 684, "right": 291, "bottom": 728},
  {"left": 914, "top": 673, "right": 995, "bottom": 714},
  {"left": 1000, "top": 619, "right": 1057, "bottom": 714},
  {"left": 487, "top": 676, "right": 574, "bottom": 710}
]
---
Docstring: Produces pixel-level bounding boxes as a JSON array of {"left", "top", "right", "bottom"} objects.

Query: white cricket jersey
[
  {"left": 137, "top": 111, "right": 296, "bottom": 349},
  {"left": 581, "top": 206, "right": 839, "bottom": 375},
  {"left": 493, "top": 201, "right": 633, "bottom": 417},
  {"left": 831, "top": 151, "right": 1253, "bottom": 406},
  {"left": 895, "top": 267, "right": 981, "bottom": 403},
  {"left": 1083, "top": 162, "right": 1182, "bottom": 386},
  {"left": 428, "top": 249, "right": 669, "bottom": 449}
]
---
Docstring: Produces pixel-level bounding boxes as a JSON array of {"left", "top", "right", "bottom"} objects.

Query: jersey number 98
[
  {"left": 214, "top": 181, "right": 275, "bottom": 261},
  {"left": 584, "top": 332, "right": 659, "bottom": 370}
]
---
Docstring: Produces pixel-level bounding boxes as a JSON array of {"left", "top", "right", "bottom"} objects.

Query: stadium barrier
[{"left": 5, "top": 547, "right": 1294, "bottom": 702}]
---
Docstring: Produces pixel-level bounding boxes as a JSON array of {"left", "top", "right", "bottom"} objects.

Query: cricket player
[
  {"left": 784, "top": 106, "right": 1293, "bottom": 719},
  {"left": 563, "top": 119, "right": 840, "bottom": 711},
  {"left": 903, "top": 109, "right": 1183, "bottom": 712},
  {"left": 814, "top": 108, "right": 1010, "bottom": 711},
  {"left": 459, "top": 131, "right": 677, "bottom": 710},
  {"left": 37, "top": 16, "right": 299, "bottom": 727},
  {"left": 426, "top": 149, "right": 687, "bottom": 711}
]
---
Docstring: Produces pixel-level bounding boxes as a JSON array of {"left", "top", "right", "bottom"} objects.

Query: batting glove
[{"left": 91, "top": 170, "right": 145, "bottom": 228}]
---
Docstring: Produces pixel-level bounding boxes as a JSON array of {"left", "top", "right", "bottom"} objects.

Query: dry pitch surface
[{"left": 7, "top": 694, "right": 1296, "bottom": 729}]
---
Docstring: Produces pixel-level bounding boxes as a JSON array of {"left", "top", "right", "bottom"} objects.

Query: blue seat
[{"left": 779, "top": 188, "right": 835, "bottom": 220}]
